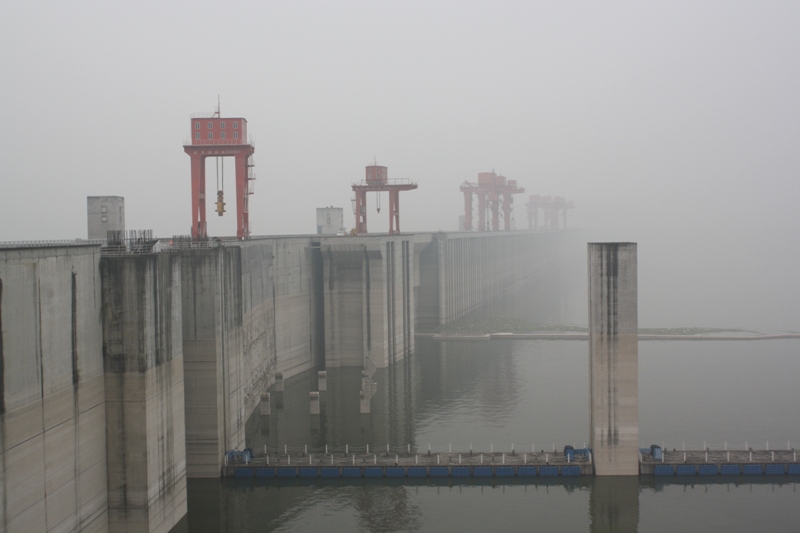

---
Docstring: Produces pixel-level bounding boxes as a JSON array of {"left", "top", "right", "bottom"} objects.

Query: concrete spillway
[{"left": 0, "top": 230, "right": 579, "bottom": 532}]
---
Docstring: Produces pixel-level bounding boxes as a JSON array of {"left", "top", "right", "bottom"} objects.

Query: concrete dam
[{"left": 0, "top": 229, "right": 577, "bottom": 533}]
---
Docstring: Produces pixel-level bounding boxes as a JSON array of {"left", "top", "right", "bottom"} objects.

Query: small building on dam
[{"left": 0, "top": 230, "right": 580, "bottom": 532}]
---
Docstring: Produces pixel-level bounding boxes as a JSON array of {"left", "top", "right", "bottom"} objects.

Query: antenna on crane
[
  {"left": 213, "top": 95, "right": 224, "bottom": 216},
  {"left": 373, "top": 158, "right": 381, "bottom": 213}
]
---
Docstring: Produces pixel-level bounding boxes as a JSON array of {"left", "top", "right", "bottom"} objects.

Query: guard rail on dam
[
  {"left": 0, "top": 230, "right": 578, "bottom": 532},
  {"left": 220, "top": 448, "right": 800, "bottom": 479}
]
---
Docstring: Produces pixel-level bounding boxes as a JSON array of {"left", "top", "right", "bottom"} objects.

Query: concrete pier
[
  {"left": 180, "top": 238, "right": 323, "bottom": 478},
  {"left": 0, "top": 245, "right": 108, "bottom": 533},
  {"left": 101, "top": 254, "right": 187, "bottom": 533},
  {"left": 0, "top": 229, "right": 581, "bottom": 529},
  {"left": 322, "top": 236, "right": 417, "bottom": 368},
  {"left": 588, "top": 243, "right": 639, "bottom": 476},
  {"left": 180, "top": 247, "right": 247, "bottom": 478},
  {"left": 416, "top": 231, "right": 579, "bottom": 331}
]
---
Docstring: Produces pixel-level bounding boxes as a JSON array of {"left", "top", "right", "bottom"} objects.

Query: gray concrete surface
[
  {"left": 87, "top": 196, "right": 125, "bottom": 241},
  {"left": 316, "top": 207, "right": 344, "bottom": 235},
  {"left": 416, "top": 231, "right": 578, "bottom": 331},
  {"left": 0, "top": 245, "right": 108, "bottom": 533},
  {"left": 321, "top": 235, "right": 418, "bottom": 368},
  {"left": 588, "top": 243, "right": 639, "bottom": 475},
  {"left": 101, "top": 254, "right": 186, "bottom": 533},
  {"left": 0, "top": 229, "right": 577, "bottom": 532}
]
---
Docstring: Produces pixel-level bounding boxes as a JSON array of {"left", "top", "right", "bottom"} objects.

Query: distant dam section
[
  {"left": 420, "top": 333, "right": 800, "bottom": 341},
  {"left": 0, "top": 229, "right": 580, "bottom": 532}
]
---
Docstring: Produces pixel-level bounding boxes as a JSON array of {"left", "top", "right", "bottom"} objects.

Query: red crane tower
[
  {"left": 461, "top": 171, "right": 525, "bottom": 231},
  {"left": 352, "top": 165, "right": 418, "bottom": 234},
  {"left": 526, "top": 194, "right": 574, "bottom": 230},
  {"left": 183, "top": 109, "right": 255, "bottom": 240}
]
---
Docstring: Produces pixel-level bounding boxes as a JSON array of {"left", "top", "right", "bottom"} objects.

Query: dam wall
[
  {"left": 0, "top": 229, "right": 576, "bottom": 529},
  {"left": 181, "top": 237, "right": 322, "bottom": 477},
  {"left": 100, "top": 254, "right": 186, "bottom": 532},
  {"left": 0, "top": 245, "right": 108, "bottom": 533},
  {"left": 322, "top": 235, "right": 426, "bottom": 368},
  {"left": 416, "top": 230, "right": 576, "bottom": 331},
  {"left": 181, "top": 246, "right": 245, "bottom": 479}
]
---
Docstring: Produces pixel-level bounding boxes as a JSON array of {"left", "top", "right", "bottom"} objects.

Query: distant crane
[
  {"left": 461, "top": 171, "right": 525, "bottom": 231},
  {"left": 351, "top": 165, "right": 418, "bottom": 234},
  {"left": 526, "top": 195, "right": 574, "bottom": 230}
]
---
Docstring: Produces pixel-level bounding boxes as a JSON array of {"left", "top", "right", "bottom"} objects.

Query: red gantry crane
[
  {"left": 183, "top": 105, "right": 256, "bottom": 240},
  {"left": 526, "top": 195, "right": 574, "bottom": 230},
  {"left": 352, "top": 165, "right": 418, "bottom": 234},
  {"left": 461, "top": 171, "right": 525, "bottom": 231}
]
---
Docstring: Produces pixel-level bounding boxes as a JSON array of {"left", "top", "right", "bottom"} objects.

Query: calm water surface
[{"left": 174, "top": 338, "right": 800, "bottom": 532}]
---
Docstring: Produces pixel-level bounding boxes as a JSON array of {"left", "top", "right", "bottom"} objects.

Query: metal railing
[
  {"left": 226, "top": 442, "right": 595, "bottom": 468},
  {"left": 0, "top": 239, "right": 104, "bottom": 249},
  {"left": 245, "top": 439, "right": 795, "bottom": 459},
  {"left": 352, "top": 178, "right": 417, "bottom": 187},
  {"left": 642, "top": 440, "right": 794, "bottom": 452},
  {"left": 162, "top": 235, "right": 221, "bottom": 251},
  {"left": 183, "top": 136, "right": 255, "bottom": 147}
]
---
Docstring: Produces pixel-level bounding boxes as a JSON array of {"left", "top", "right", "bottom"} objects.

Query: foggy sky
[{"left": 2, "top": 1, "right": 798, "bottom": 331}]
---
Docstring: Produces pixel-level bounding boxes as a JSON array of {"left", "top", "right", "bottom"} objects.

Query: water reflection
[
  {"left": 217, "top": 338, "right": 800, "bottom": 533},
  {"left": 589, "top": 477, "right": 639, "bottom": 533},
  {"left": 248, "top": 338, "right": 800, "bottom": 453},
  {"left": 352, "top": 483, "right": 422, "bottom": 533},
  {"left": 246, "top": 338, "right": 530, "bottom": 452},
  {"left": 246, "top": 357, "right": 420, "bottom": 451},
  {"left": 415, "top": 340, "right": 522, "bottom": 424},
  {"left": 176, "top": 477, "right": 800, "bottom": 533}
]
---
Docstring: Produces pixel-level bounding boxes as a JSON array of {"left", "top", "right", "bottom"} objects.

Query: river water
[{"left": 174, "top": 338, "right": 800, "bottom": 532}]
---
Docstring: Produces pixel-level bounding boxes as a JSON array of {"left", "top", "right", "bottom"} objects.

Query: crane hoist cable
[
  {"left": 215, "top": 157, "right": 225, "bottom": 216},
  {"left": 216, "top": 157, "right": 224, "bottom": 193}
]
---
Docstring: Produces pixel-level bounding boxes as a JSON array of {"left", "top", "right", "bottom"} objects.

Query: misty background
[{"left": 1, "top": 1, "right": 798, "bottom": 331}]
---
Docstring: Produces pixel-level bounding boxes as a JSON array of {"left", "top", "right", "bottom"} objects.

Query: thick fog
[{"left": 1, "top": 1, "right": 798, "bottom": 331}]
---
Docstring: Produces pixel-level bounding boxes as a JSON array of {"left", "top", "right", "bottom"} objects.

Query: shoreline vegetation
[{"left": 428, "top": 317, "right": 800, "bottom": 340}]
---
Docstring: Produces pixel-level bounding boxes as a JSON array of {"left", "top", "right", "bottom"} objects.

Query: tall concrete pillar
[
  {"left": 101, "top": 254, "right": 187, "bottom": 532},
  {"left": 180, "top": 248, "right": 246, "bottom": 478},
  {"left": 0, "top": 245, "right": 109, "bottom": 533},
  {"left": 588, "top": 243, "right": 638, "bottom": 476}
]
